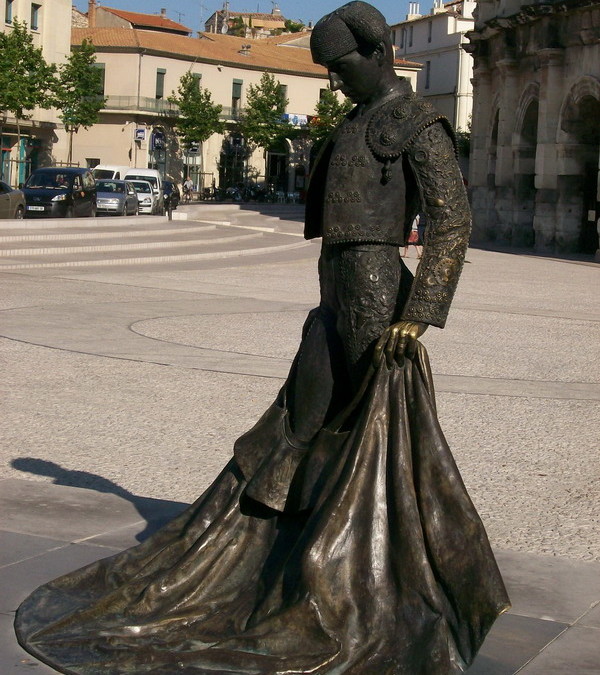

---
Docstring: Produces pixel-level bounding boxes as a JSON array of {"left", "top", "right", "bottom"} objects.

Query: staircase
[{"left": 0, "top": 209, "right": 310, "bottom": 270}]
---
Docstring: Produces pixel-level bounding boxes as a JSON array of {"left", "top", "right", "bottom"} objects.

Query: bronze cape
[{"left": 15, "top": 343, "right": 509, "bottom": 674}]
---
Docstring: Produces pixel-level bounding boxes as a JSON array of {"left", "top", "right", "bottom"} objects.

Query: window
[
  {"left": 31, "top": 3, "right": 41, "bottom": 30},
  {"left": 155, "top": 68, "right": 166, "bottom": 99},
  {"left": 232, "top": 79, "right": 243, "bottom": 115},
  {"left": 391, "top": 29, "right": 396, "bottom": 45},
  {"left": 86, "top": 158, "right": 100, "bottom": 169},
  {"left": 428, "top": 20, "right": 432, "bottom": 43},
  {"left": 409, "top": 25, "right": 413, "bottom": 47},
  {"left": 94, "top": 63, "right": 105, "bottom": 96},
  {"left": 425, "top": 61, "right": 431, "bottom": 89},
  {"left": 319, "top": 88, "right": 328, "bottom": 101},
  {"left": 400, "top": 28, "right": 405, "bottom": 49},
  {"left": 5, "top": 0, "right": 14, "bottom": 23}
]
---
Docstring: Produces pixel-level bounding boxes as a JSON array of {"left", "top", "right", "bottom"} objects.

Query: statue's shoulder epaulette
[{"left": 366, "top": 89, "right": 457, "bottom": 165}]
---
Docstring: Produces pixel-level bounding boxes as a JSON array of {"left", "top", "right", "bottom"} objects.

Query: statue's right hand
[{"left": 373, "top": 320, "right": 427, "bottom": 368}]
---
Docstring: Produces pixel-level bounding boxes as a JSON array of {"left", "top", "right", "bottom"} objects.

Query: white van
[
  {"left": 92, "top": 165, "right": 131, "bottom": 181},
  {"left": 124, "top": 168, "right": 164, "bottom": 214}
]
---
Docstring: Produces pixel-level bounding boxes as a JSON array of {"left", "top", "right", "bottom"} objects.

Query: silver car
[
  {"left": 96, "top": 179, "right": 138, "bottom": 216},
  {"left": 129, "top": 180, "right": 158, "bottom": 214},
  {"left": 0, "top": 180, "right": 26, "bottom": 219}
]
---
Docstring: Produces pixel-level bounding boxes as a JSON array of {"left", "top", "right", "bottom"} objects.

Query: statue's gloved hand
[{"left": 374, "top": 321, "right": 428, "bottom": 367}]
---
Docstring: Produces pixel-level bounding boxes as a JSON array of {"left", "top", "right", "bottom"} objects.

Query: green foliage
[
  {"left": 56, "top": 40, "right": 105, "bottom": 135},
  {"left": 284, "top": 19, "right": 305, "bottom": 33},
  {"left": 309, "top": 89, "right": 353, "bottom": 149},
  {"left": 229, "top": 16, "right": 246, "bottom": 36},
  {"left": 455, "top": 115, "right": 472, "bottom": 157},
  {"left": 0, "top": 20, "right": 55, "bottom": 121},
  {"left": 237, "top": 72, "right": 289, "bottom": 150},
  {"left": 168, "top": 71, "right": 225, "bottom": 150}
]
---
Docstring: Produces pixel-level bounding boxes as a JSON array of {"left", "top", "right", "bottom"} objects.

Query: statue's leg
[
  {"left": 331, "top": 243, "right": 402, "bottom": 389},
  {"left": 286, "top": 250, "right": 353, "bottom": 443}
]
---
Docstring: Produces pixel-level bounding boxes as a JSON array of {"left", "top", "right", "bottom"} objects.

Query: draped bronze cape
[{"left": 15, "top": 343, "right": 509, "bottom": 674}]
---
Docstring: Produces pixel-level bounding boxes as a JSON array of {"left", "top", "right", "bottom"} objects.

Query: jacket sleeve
[{"left": 400, "top": 122, "right": 471, "bottom": 328}]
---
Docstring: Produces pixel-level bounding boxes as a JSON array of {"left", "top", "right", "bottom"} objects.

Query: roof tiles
[
  {"left": 72, "top": 28, "right": 421, "bottom": 75},
  {"left": 101, "top": 7, "right": 192, "bottom": 33}
]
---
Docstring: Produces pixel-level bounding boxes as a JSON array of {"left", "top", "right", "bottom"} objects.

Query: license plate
[{"left": 27, "top": 205, "right": 45, "bottom": 211}]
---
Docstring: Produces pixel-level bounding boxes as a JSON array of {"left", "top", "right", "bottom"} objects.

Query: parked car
[
  {"left": 162, "top": 180, "right": 180, "bottom": 210},
  {"left": 124, "top": 168, "right": 164, "bottom": 214},
  {"left": 0, "top": 180, "right": 25, "bottom": 219},
  {"left": 129, "top": 179, "right": 158, "bottom": 214},
  {"left": 23, "top": 167, "right": 96, "bottom": 218},
  {"left": 96, "top": 179, "right": 138, "bottom": 216},
  {"left": 92, "top": 165, "right": 131, "bottom": 180}
]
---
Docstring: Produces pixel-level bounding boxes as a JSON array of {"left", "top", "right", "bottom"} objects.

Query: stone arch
[
  {"left": 556, "top": 76, "right": 600, "bottom": 254},
  {"left": 514, "top": 83, "right": 540, "bottom": 142},
  {"left": 557, "top": 75, "right": 600, "bottom": 143}
]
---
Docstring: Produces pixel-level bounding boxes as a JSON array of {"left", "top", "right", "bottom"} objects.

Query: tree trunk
[
  {"left": 67, "top": 128, "right": 73, "bottom": 165},
  {"left": 15, "top": 116, "right": 22, "bottom": 186},
  {"left": 0, "top": 120, "right": 4, "bottom": 180}
]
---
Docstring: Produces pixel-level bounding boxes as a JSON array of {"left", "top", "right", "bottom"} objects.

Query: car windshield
[
  {"left": 131, "top": 182, "right": 151, "bottom": 194},
  {"left": 93, "top": 169, "right": 116, "bottom": 179},
  {"left": 26, "top": 172, "right": 71, "bottom": 189},
  {"left": 97, "top": 181, "right": 124, "bottom": 193},
  {"left": 127, "top": 175, "right": 157, "bottom": 189}
]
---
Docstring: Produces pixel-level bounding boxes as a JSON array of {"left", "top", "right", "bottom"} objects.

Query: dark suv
[{"left": 23, "top": 167, "right": 97, "bottom": 218}]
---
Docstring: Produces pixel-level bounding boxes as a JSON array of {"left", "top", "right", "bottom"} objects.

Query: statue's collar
[{"left": 353, "top": 78, "right": 413, "bottom": 117}]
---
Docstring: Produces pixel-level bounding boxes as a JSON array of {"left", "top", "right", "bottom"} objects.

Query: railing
[
  {"left": 100, "top": 99, "right": 309, "bottom": 125},
  {"left": 102, "top": 96, "right": 179, "bottom": 115}
]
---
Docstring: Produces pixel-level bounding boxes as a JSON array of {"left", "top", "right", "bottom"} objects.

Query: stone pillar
[
  {"left": 494, "top": 58, "right": 520, "bottom": 244},
  {"left": 469, "top": 64, "right": 496, "bottom": 242},
  {"left": 534, "top": 48, "right": 565, "bottom": 253}
]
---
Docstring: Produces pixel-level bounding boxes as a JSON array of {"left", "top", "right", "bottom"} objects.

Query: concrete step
[
  {"left": 0, "top": 229, "right": 260, "bottom": 256},
  {"left": 0, "top": 224, "right": 217, "bottom": 244},
  {"left": 0, "top": 215, "right": 167, "bottom": 231}
]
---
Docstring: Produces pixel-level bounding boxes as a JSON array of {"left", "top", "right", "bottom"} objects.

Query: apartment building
[
  {"left": 1, "top": 0, "right": 71, "bottom": 185},
  {"left": 391, "top": 0, "right": 475, "bottom": 132}
]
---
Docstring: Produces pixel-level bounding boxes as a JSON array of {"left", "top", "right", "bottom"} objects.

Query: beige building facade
[
  {"left": 391, "top": 0, "right": 475, "bottom": 132},
  {"left": 65, "top": 27, "right": 420, "bottom": 194},
  {"left": 466, "top": 0, "right": 600, "bottom": 257},
  {"left": 1, "top": 0, "right": 71, "bottom": 185}
]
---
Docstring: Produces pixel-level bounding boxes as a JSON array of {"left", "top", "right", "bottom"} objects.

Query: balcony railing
[
  {"left": 101, "top": 98, "right": 311, "bottom": 126},
  {"left": 102, "top": 96, "right": 179, "bottom": 115}
]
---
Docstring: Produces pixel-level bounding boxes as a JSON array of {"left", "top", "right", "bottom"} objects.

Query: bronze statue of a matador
[{"left": 15, "top": 3, "right": 509, "bottom": 674}]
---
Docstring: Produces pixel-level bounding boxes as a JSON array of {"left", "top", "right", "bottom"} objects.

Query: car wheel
[{"left": 14, "top": 206, "right": 25, "bottom": 219}]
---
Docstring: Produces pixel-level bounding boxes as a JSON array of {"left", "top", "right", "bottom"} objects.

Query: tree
[
  {"left": 168, "top": 71, "right": 225, "bottom": 158},
  {"left": 229, "top": 16, "right": 246, "bottom": 36},
  {"left": 455, "top": 115, "right": 472, "bottom": 157},
  {"left": 56, "top": 39, "right": 106, "bottom": 164},
  {"left": 284, "top": 19, "right": 305, "bottom": 33},
  {"left": 309, "top": 89, "right": 353, "bottom": 153},
  {"left": 0, "top": 20, "right": 55, "bottom": 174},
  {"left": 237, "top": 72, "right": 289, "bottom": 151}
]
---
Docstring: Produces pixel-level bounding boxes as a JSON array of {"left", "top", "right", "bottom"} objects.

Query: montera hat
[{"left": 310, "top": 1, "right": 391, "bottom": 65}]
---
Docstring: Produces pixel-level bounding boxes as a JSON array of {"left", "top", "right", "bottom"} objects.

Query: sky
[{"left": 75, "top": 0, "right": 419, "bottom": 35}]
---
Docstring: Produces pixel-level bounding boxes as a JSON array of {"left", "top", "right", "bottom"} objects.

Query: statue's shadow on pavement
[{"left": 11, "top": 458, "right": 189, "bottom": 542}]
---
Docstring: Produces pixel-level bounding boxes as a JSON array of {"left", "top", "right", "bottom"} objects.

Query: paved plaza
[{"left": 1, "top": 204, "right": 599, "bottom": 673}]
